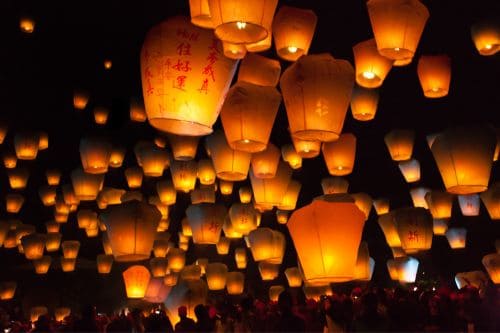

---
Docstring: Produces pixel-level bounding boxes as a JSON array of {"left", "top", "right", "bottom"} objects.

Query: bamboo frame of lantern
[{"left": 8, "top": 167, "right": 29, "bottom": 189}]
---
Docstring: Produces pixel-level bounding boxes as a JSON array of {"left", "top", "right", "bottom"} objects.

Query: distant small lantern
[
  {"left": 187, "top": 204, "right": 226, "bottom": 244},
  {"left": 216, "top": 236, "right": 230, "bottom": 255},
  {"left": 73, "top": 90, "right": 89, "bottom": 110},
  {"left": 125, "top": 167, "right": 143, "bottom": 189},
  {"left": 387, "top": 256, "right": 419, "bottom": 283},
  {"left": 352, "top": 38, "right": 393, "bottom": 88},
  {"left": 14, "top": 132, "right": 39, "bottom": 160},
  {"left": 393, "top": 207, "right": 433, "bottom": 253},
  {"left": 62, "top": 240, "right": 80, "bottom": 259},
  {"left": 71, "top": 168, "right": 104, "bottom": 201},
  {"left": 205, "top": 131, "right": 251, "bottom": 181},
  {"left": 458, "top": 194, "right": 480, "bottom": 216},
  {"left": 157, "top": 180, "right": 177, "bottom": 205},
  {"left": 20, "top": 16, "right": 35, "bottom": 33},
  {"left": 33, "top": 256, "right": 52, "bottom": 274},
  {"left": 123, "top": 265, "right": 151, "bottom": 298},
  {"left": 30, "top": 307, "right": 49, "bottom": 323},
  {"left": 432, "top": 218, "right": 449, "bottom": 236},
  {"left": 350, "top": 86, "right": 379, "bottom": 121},
  {"left": 482, "top": 253, "right": 500, "bottom": 284},
  {"left": 130, "top": 99, "right": 147, "bottom": 122},
  {"left": 222, "top": 41, "right": 247, "bottom": 59},
  {"left": 21, "top": 234, "right": 45, "bottom": 260},
  {"left": 238, "top": 187, "right": 252, "bottom": 204},
  {"left": 250, "top": 161, "right": 292, "bottom": 207},
  {"left": 164, "top": 272, "right": 179, "bottom": 287},
  {"left": 3, "top": 152, "right": 17, "bottom": 169},
  {"left": 229, "top": 203, "right": 259, "bottom": 235},
  {"left": 168, "top": 248, "right": 186, "bottom": 273},
  {"left": 93, "top": 107, "right": 109, "bottom": 125},
  {"left": 45, "top": 232, "right": 62, "bottom": 252},
  {"left": 168, "top": 135, "right": 199, "bottom": 161},
  {"left": 384, "top": 129, "right": 415, "bottom": 161},
  {"left": 409, "top": 187, "right": 430, "bottom": 209},
  {"left": 109, "top": 147, "right": 126, "bottom": 168},
  {"left": 181, "top": 218, "right": 193, "bottom": 237},
  {"left": 97, "top": 254, "right": 113, "bottom": 274},
  {"left": 189, "top": 0, "right": 214, "bottom": 28},
  {"left": 480, "top": 183, "right": 500, "bottom": 220},
  {"left": 234, "top": 247, "right": 247, "bottom": 269},
  {"left": 237, "top": 54, "right": 281, "bottom": 87},
  {"left": 46, "top": 169, "right": 61, "bottom": 186},
  {"left": 0, "top": 281, "right": 17, "bottom": 300},
  {"left": 283, "top": 267, "right": 302, "bottom": 287},
  {"left": 135, "top": 144, "right": 170, "bottom": 177},
  {"left": 281, "top": 144, "right": 302, "bottom": 169},
  {"left": 226, "top": 271, "right": 245, "bottom": 295},
  {"left": 430, "top": 126, "right": 496, "bottom": 194},
  {"left": 61, "top": 257, "right": 77, "bottom": 272},
  {"left": 6, "top": 193, "right": 24, "bottom": 213},
  {"left": 55, "top": 308, "right": 71, "bottom": 322},
  {"left": 248, "top": 228, "right": 285, "bottom": 264},
  {"left": 0, "top": 123, "right": 7, "bottom": 144},
  {"left": 425, "top": 190, "right": 453, "bottom": 219},
  {"left": 77, "top": 209, "right": 97, "bottom": 229},
  {"left": 398, "top": 158, "right": 421, "bottom": 183},
  {"left": 180, "top": 265, "right": 202, "bottom": 281},
  {"left": 251, "top": 143, "right": 281, "bottom": 179},
  {"left": 38, "top": 132, "right": 49, "bottom": 150},
  {"left": 322, "top": 133, "right": 357, "bottom": 176},
  {"left": 171, "top": 160, "right": 198, "bottom": 193},
  {"left": 292, "top": 137, "right": 321, "bottom": 159},
  {"left": 155, "top": 135, "right": 167, "bottom": 149},
  {"left": 417, "top": 55, "right": 451, "bottom": 98},
  {"left": 367, "top": 0, "right": 429, "bottom": 61},
  {"left": 79, "top": 137, "right": 112, "bottom": 174},
  {"left": 45, "top": 221, "right": 60, "bottom": 233},
  {"left": 445, "top": 228, "right": 467, "bottom": 249},
  {"left": 276, "top": 210, "right": 289, "bottom": 224},
  {"left": 471, "top": 21, "right": 500, "bottom": 56},
  {"left": 278, "top": 180, "right": 301, "bottom": 211},
  {"left": 103, "top": 59, "right": 112, "bottom": 70},
  {"left": 150, "top": 257, "right": 169, "bottom": 277},
  {"left": 197, "top": 159, "right": 216, "bottom": 185},
  {"left": 280, "top": 54, "right": 354, "bottom": 142},
  {"left": 205, "top": 263, "right": 228, "bottom": 290},
  {"left": 321, "top": 177, "right": 349, "bottom": 195}
]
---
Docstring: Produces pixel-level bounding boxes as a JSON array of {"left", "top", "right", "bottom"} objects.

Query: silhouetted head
[
  {"left": 278, "top": 290, "right": 293, "bottom": 313},
  {"left": 178, "top": 306, "right": 188, "bottom": 318}
]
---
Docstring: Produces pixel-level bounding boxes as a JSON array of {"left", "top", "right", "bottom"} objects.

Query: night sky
[{"left": 0, "top": 0, "right": 499, "bottom": 315}]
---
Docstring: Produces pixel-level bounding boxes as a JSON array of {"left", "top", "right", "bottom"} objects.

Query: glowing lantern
[
  {"left": 430, "top": 126, "right": 496, "bottom": 194},
  {"left": 384, "top": 129, "right": 414, "bottom": 161},
  {"left": 54, "top": 212, "right": 69, "bottom": 224},
  {"left": 0, "top": 123, "right": 7, "bottom": 144},
  {"left": 62, "top": 241, "right": 80, "bottom": 259},
  {"left": 181, "top": 218, "right": 193, "bottom": 237},
  {"left": 258, "top": 262, "right": 280, "bottom": 281},
  {"left": 14, "top": 132, "right": 39, "bottom": 160},
  {"left": 73, "top": 90, "right": 89, "bottom": 110},
  {"left": 77, "top": 209, "right": 97, "bottom": 229},
  {"left": 123, "top": 265, "right": 151, "bottom": 298},
  {"left": 45, "top": 233, "right": 62, "bottom": 252},
  {"left": 180, "top": 265, "right": 202, "bottom": 281},
  {"left": 130, "top": 99, "right": 147, "bottom": 122},
  {"left": 46, "top": 169, "right": 61, "bottom": 186},
  {"left": 471, "top": 21, "right": 500, "bottom": 56},
  {"left": 70, "top": 168, "right": 104, "bottom": 201},
  {"left": 33, "top": 256, "right": 51, "bottom": 274},
  {"left": 367, "top": 0, "right": 429, "bottom": 61},
  {"left": 62, "top": 184, "right": 80, "bottom": 206},
  {"left": 135, "top": 144, "right": 169, "bottom": 177},
  {"left": 164, "top": 272, "right": 179, "bottom": 287},
  {"left": 322, "top": 133, "right": 357, "bottom": 176},
  {"left": 93, "top": 107, "right": 109, "bottom": 125},
  {"left": 85, "top": 226, "right": 99, "bottom": 238},
  {"left": 398, "top": 159, "right": 421, "bottom": 183},
  {"left": 280, "top": 54, "right": 354, "bottom": 142},
  {"left": 283, "top": 267, "right": 301, "bottom": 288},
  {"left": 352, "top": 38, "right": 393, "bottom": 88},
  {"left": 141, "top": 16, "right": 238, "bottom": 136},
  {"left": 238, "top": 187, "right": 252, "bottom": 203},
  {"left": 55, "top": 308, "right": 71, "bottom": 322},
  {"left": 458, "top": 194, "right": 480, "bottom": 216},
  {"left": 222, "top": 41, "right": 247, "bottom": 59},
  {"left": 432, "top": 218, "right": 449, "bottom": 236},
  {"left": 21, "top": 234, "right": 45, "bottom": 260},
  {"left": 350, "top": 193, "right": 373, "bottom": 220},
  {"left": 153, "top": 235, "right": 172, "bottom": 258},
  {"left": 189, "top": 0, "right": 214, "bottom": 28},
  {"left": 38, "top": 132, "right": 48, "bottom": 150},
  {"left": 171, "top": 160, "right": 197, "bottom": 193},
  {"left": 480, "top": 183, "right": 500, "bottom": 220},
  {"left": 168, "top": 135, "right": 199, "bottom": 161},
  {"left": 156, "top": 180, "right": 177, "bottom": 205},
  {"left": 250, "top": 161, "right": 292, "bottom": 207},
  {"left": 248, "top": 228, "right": 285, "bottom": 264},
  {"left": 321, "top": 177, "right": 348, "bottom": 195},
  {"left": 272, "top": 6, "right": 316, "bottom": 62},
  {"left": 168, "top": 248, "right": 186, "bottom": 272},
  {"left": 455, "top": 271, "right": 488, "bottom": 290},
  {"left": 205, "top": 131, "right": 251, "bottom": 181},
  {"left": 393, "top": 207, "right": 433, "bottom": 253},
  {"left": 150, "top": 258, "right": 168, "bottom": 277},
  {"left": 234, "top": 247, "right": 247, "bottom": 269},
  {"left": 109, "top": 147, "right": 125, "bottom": 168},
  {"left": 45, "top": 221, "right": 60, "bottom": 233},
  {"left": 197, "top": 159, "right": 216, "bottom": 185},
  {"left": 226, "top": 271, "right": 244, "bottom": 295},
  {"left": 276, "top": 210, "right": 289, "bottom": 224},
  {"left": 281, "top": 144, "right": 302, "bottom": 169},
  {"left": 445, "top": 228, "right": 467, "bottom": 249},
  {"left": 251, "top": 143, "right": 280, "bottom": 179},
  {"left": 291, "top": 137, "right": 321, "bottom": 159},
  {"left": 125, "top": 167, "right": 143, "bottom": 189},
  {"left": 237, "top": 54, "right": 281, "bottom": 87},
  {"left": 96, "top": 254, "right": 113, "bottom": 274},
  {"left": 246, "top": 30, "right": 272, "bottom": 51},
  {"left": 0, "top": 281, "right": 17, "bottom": 300},
  {"left": 216, "top": 236, "right": 230, "bottom": 255},
  {"left": 3, "top": 152, "right": 17, "bottom": 169},
  {"left": 6, "top": 193, "right": 24, "bottom": 213},
  {"left": 30, "top": 307, "right": 49, "bottom": 323},
  {"left": 101, "top": 200, "right": 161, "bottom": 262},
  {"left": 377, "top": 213, "right": 402, "bottom": 248},
  {"left": 387, "top": 256, "right": 419, "bottom": 283},
  {"left": 20, "top": 16, "right": 35, "bottom": 33},
  {"left": 229, "top": 203, "right": 259, "bottom": 235},
  {"left": 417, "top": 55, "right": 451, "bottom": 98},
  {"left": 278, "top": 180, "right": 301, "bottom": 210},
  {"left": 144, "top": 277, "right": 172, "bottom": 303},
  {"left": 191, "top": 186, "right": 215, "bottom": 204},
  {"left": 186, "top": 203, "right": 226, "bottom": 244},
  {"left": 482, "top": 253, "right": 500, "bottom": 284},
  {"left": 61, "top": 257, "right": 76, "bottom": 272},
  {"left": 202, "top": 263, "right": 226, "bottom": 290},
  {"left": 350, "top": 86, "right": 379, "bottom": 121},
  {"left": 425, "top": 190, "right": 453, "bottom": 219},
  {"left": 354, "top": 242, "right": 374, "bottom": 281},
  {"left": 409, "top": 187, "right": 430, "bottom": 209}
]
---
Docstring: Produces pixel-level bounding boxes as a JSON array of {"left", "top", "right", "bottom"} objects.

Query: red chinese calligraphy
[
  {"left": 176, "top": 42, "right": 192, "bottom": 56},
  {"left": 174, "top": 75, "right": 187, "bottom": 91},
  {"left": 173, "top": 59, "right": 192, "bottom": 72},
  {"left": 198, "top": 79, "right": 209, "bottom": 94},
  {"left": 408, "top": 231, "right": 419, "bottom": 242}
]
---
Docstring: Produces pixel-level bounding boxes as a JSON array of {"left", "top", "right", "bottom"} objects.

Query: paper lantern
[
  {"left": 250, "top": 161, "right": 292, "bottom": 207},
  {"left": 45, "top": 169, "right": 61, "bottom": 186},
  {"left": 282, "top": 267, "right": 301, "bottom": 288},
  {"left": 62, "top": 240, "right": 80, "bottom": 259},
  {"left": 425, "top": 190, "right": 453, "bottom": 219},
  {"left": 6, "top": 193, "right": 24, "bottom": 213},
  {"left": 417, "top": 55, "right": 451, "bottom": 98},
  {"left": 99, "top": 187, "right": 126, "bottom": 206},
  {"left": 237, "top": 53, "right": 281, "bottom": 87},
  {"left": 156, "top": 180, "right": 176, "bottom": 205},
  {"left": 480, "top": 183, "right": 500, "bottom": 220},
  {"left": 62, "top": 184, "right": 80, "bottom": 206},
  {"left": 21, "top": 234, "right": 45, "bottom": 260},
  {"left": 71, "top": 168, "right": 104, "bottom": 201},
  {"left": 20, "top": 16, "right": 35, "bottom": 33},
  {"left": 354, "top": 242, "right": 374, "bottom": 281},
  {"left": 236, "top": 187, "right": 251, "bottom": 204},
  {"left": 280, "top": 54, "right": 354, "bottom": 142},
  {"left": 38, "top": 132, "right": 49, "bottom": 150},
  {"left": 144, "top": 277, "right": 172, "bottom": 303},
  {"left": 455, "top": 271, "right": 488, "bottom": 290},
  {"left": 109, "top": 147, "right": 125, "bottom": 168},
  {"left": 276, "top": 210, "right": 289, "bottom": 225},
  {"left": 45, "top": 232, "right": 62, "bottom": 252},
  {"left": 259, "top": 262, "right": 280, "bottom": 281},
  {"left": 3, "top": 152, "right": 17, "bottom": 169},
  {"left": 432, "top": 218, "right": 449, "bottom": 236},
  {"left": 234, "top": 247, "right": 247, "bottom": 269},
  {"left": 398, "top": 159, "right": 421, "bottom": 183},
  {"left": 30, "top": 307, "right": 49, "bottom": 323},
  {"left": 222, "top": 41, "right": 247, "bottom": 59},
  {"left": 352, "top": 38, "right": 393, "bottom": 88},
  {"left": 226, "top": 271, "right": 244, "bottom": 295},
  {"left": 471, "top": 21, "right": 500, "bottom": 56},
  {"left": 445, "top": 228, "right": 467, "bottom": 249},
  {"left": 140, "top": 16, "right": 238, "bottom": 136},
  {"left": 251, "top": 143, "right": 280, "bottom": 179},
  {"left": 61, "top": 257, "right": 76, "bottom": 272},
  {"left": 101, "top": 200, "right": 161, "bottom": 262},
  {"left": 409, "top": 187, "right": 430, "bottom": 209},
  {"left": 197, "top": 159, "right": 216, "bottom": 185},
  {"left": 14, "top": 132, "right": 39, "bottom": 160},
  {"left": 281, "top": 144, "right": 302, "bottom": 169},
  {"left": 96, "top": 254, "right": 113, "bottom": 274},
  {"left": 76, "top": 209, "right": 96, "bottom": 229},
  {"left": 45, "top": 221, "right": 60, "bottom": 233},
  {"left": 350, "top": 193, "right": 373, "bottom": 221},
  {"left": 74, "top": 90, "right": 89, "bottom": 110},
  {"left": 7, "top": 168, "right": 29, "bottom": 189},
  {"left": 3, "top": 230, "right": 18, "bottom": 249},
  {"left": 272, "top": 6, "right": 317, "bottom": 62},
  {"left": 123, "top": 265, "right": 151, "bottom": 298},
  {"left": 321, "top": 176, "right": 348, "bottom": 195},
  {"left": 164, "top": 272, "right": 179, "bottom": 287},
  {"left": 205, "top": 131, "right": 251, "bottom": 181},
  {"left": 278, "top": 180, "right": 301, "bottom": 210},
  {"left": 85, "top": 226, "right": 99, "bottom": 238},
  {"left": 54, "top": 212, "right": 69, "bottom": 224},
  {"left": 186, "top": 203, "right": 226, "bottom": 244},
  {"left": 168, "top": 134, "right": 199, "bottom": 161},
  {"left": 0, "top": 123, "right": 7, "bottom": 144},
  {"left": 202, "top": 263, "right": 226, "bottom": 290},
  {"left": 384, "top": 129, "right": 415, "bottom": 161},
  {"left": 291, "top": 137, "right": 321, "bottom": 159},
  {"left": 135, "top": 144, "right": 169, "bottom": 177},
  {"left": 216, "top": 236, "right": 230, "bottom": 255},
  {"left": 180, "top": 265, "right": 202, "bottom": 281},
  {"left": 181, "top": 218, "right": 193, "bottom": 237},
  {"left": 168, "top": 248, "right": 186, "bottom": 272},
  {"left": 229, "top": 203, "right": 259, "bottom": 235},
  {"left": 32, "top": 256, "right": 51, "bottom": 274},
  {"left": 208, "top": 0, "right": 277, "bottom": 44},
  {"left": 248, "top": 228, "right": 285, "bottom": 264},
  {"left": 458, "top": 194, "right": 480, "bottom": 216},
  {"left": 387, "top": 256, "right": 419, "bottom": 283},
  {"left": 367, "top": 0, "right": 429, "bottom": 61},
  {"left": 189, "top": 0, "right": 214, "bottom": 28},
  {"left": 430, "top": 126, "right": 496, "bottom": 194},
  {"left": 54, "top": 308, "right": 71, "bottom": 322},
  {"left": 482, "top": 253, "right": 500, "bottom": 284},
  {"left": 191, "top": 186, "right": 216, "bottom": 204},
  {"left": 153, "top": 235, "right": 172, "bottom": 258},
  {"left": 171, "top": 160, "right": 197, "bottom": 193},
  {"left": 322, "top": 133, "right": 356, "bottom": 176},
  {"left": 150, "top": 258, "right": 168, "bottom": 277},
  {"left": 246, "top": 31, "right": 272, "bottom": 52},
  {"left": 393, "top": 207, "right": 433, "bottom": 253},
  {"left": 130, "top": 99, "right": 147, "bottom": 122},
  {"left": 0, "top": 281, "right": 17, "bottom": 300},
  {"left": 350, "top": 86, "right": 379, "bottom": 121},
  {"left": 377, "top": 213, "right": 402, "bottom": 248},
  {"left": 125, "top": 167, "right": 143, "bottom": 189},
  {"left": 93, "top": 107, "right": 109, "bottom": 125}
]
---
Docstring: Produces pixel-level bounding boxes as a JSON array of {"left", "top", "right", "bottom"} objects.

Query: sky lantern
[
  {"left": 292, "top": 137, "right": 321, "bottom": 158},
  {"left": 93, "top": 107, "right": 109, "bottom": 125},
  {"left": 54, "top": 308, "right": 71, "bottom": 322},
  {"left": 170, "top": 160, "right": 197, "bottom": 193},
  {"left": 352, "top": 38, "right": 393, "bottom": 88},
  {"left": 229, "top": 203, "right": 259, "bottom": 235},
  {"left": 135, "top": 143, "right": 170, "bottom": 177},
  {"left": 248, "top": 228, "right": 286, "bottom": 263},
  {"left": 278, "top": 180, "right": 301, "bottom": 210},
  {"left": 101, "top": 200, "right": 161, "bottom": 262},
  {"left": 251, "top": 143, "right": 280, "bottom": 179},
  {"left": 20, "top": 16, "right": 35, "bottom": 33},
  {"left": 168, "top": 134, "right": 199, "bottom": 161},
  {"left": 61, "top": 257, "right": 76, "bottom": 272},
  {"left": 129, "top": 98, "right": 147, "bottom": 122},
  {"left": 191, "top": 186, "right": 216, "bottom": 204},
  {"left": 350, "top": 86, "right": 379, "bottom": 121},
  {"left": 30, "top": 307, "right": 49, "bottom": 323},
  {"left": 250, "top": 161, "right": 292, "bottom": 207},
  {"left": 77, "top": 209, "right": 97, "bottom": 229},
  {"left": 234, "top": 247, "right": 247, "bottom": 269},
  {"left": 14, "top": 132, "right": 39, "bottom": 160},
  {"left": 125, "top": 167, "right": 143, "bottom": 189},
  {"left": 150, "top": 257, "right": 169, "bottom": 277},
  {"left": 73, "top": 90, "right": 89, "bottom": 110},
  {"left": 197, "top": 159, "right": 216, "bottom": 185},
  {"left": 431, "top": 126, "right": 496, "bottom": 194},
  {"left": 46, "top": 169, "right": 61, "bottom": 186},
  {"left": 205, "top": 263, "right": 228, "bottom": 290},
  {"left": 458, "top": 194, "right": 480, "bottom": 216},
  {"left": 219, "top": 180, "right": 233, "bottom": 195},
  {"left": 246, "top": 30, "right": 272, "bottom": 52},
  {"left": 21, "top": 234, "right": 45, "bottom": 260},
  {"left": 79, "top": 137, "right": 112, "bottom": 174},
  {"left": 45, "top": 221, "right": 60, "bottom": 233},
  {"left": 367, "top": 0, "right": 429, "bottom": 62},
  {"left": 445, "top": 227, "right": 467, "bottom": 249},
  {"left": 226, "top": 271, "right": 244, "bottom": 295},
  {"left": 33, "top": 256, "right": 51, "bottom": 274},
  {"left": 350, "top": 193, "right": 373, "bottom": 220},
  {"left": 482, "top": 253, "right": 500, "bottom": 284},
  {"left": 237, "top": 53, "right": 281, "bottom": 87},
  {"left": 168, "top": 248, "right": 186, "bottom": 272},
  {"left": 122, "top": 265, "right": 151, "bottom": 298},
  {"left": 189, "top": 0, "right": 214, "bottom": 28},
  {"left": 3, "top": 152, "right": 17, "bottom": 169},
  {"left": 455, "top": 271, "right": 488, "bottom": 290},
  {"left": 398, "top": 158, "right": 421, "bottom": 183},
  {"left": 186, "top": 203, "right": 226, "bottom": 244},
  {"left": 384, "top": 129, "right": 415, "bottom": 161},
  {"left": 62, "top": 184, "right": 80, "bottom": 206},
  {"left": 38, "top": 132, "right": 49, "bottom": 150},
  {"left": 471, "top": 21, "right": 500, "bottom": 56},
  {"left": 238, "top": 187, "right": 252, "bottom": 204},
  {"left": 153, "top": 233, "right": 172, "bottom": 258},
  {"left": 281, "top": 54, "right": 354, "bottom": 142},
  {"left": 143, "top": 277, "right": 171, "bottom": 303},
  {"left": 220, "top": 82, "right": 281, "bottom": 153},
  {"left": 205, "top": 131, "right": 251, "bottom": 181},
  {"left": 322, "top": 133, "right": 357, "bottom": 176},
  {"left": 393, "top": 207, "right": 433, "bottom": 253},
  {"left": 6, "top": 193, "right": 25, "bottom": 213},
  {"left": 259, "top": 262, "right": 280, "bottom": 281},
  {"left": 109, "top": 147, "right": 125, "bottom": 168},
  {"left": 223, "top": 215, "right": 243, "bottom": 239},
  {"left": 425, "top": 190, "right": 453, "bottom": 219},
  {"left": 276, "top": 210, "right": 289, "bottom": 225},
  {"left": 409, "top": 187, "right": 430, "bottom": 209},
  {"left": 207, "top": 0, "right": 277, "bottom": 44},
  {"left": 272, "top": 6, "right": 317, "bottom": 62},
  {"left": 140, "top": 16, "right": 237, "bottom": 136},
  {"left": 417, "top": 55, "right": 451, "bottom": 98},
  {"left": 71, "top": 168, "right": 104, "bottom": 201},
  {"left": 45, "top": 232, "right": 61, "bottom": 252},
  {"left": 157, "top": 180, "right": 177, "bottom": 205},
  {"left": 0, "top": 281, "right": 17, "bottom": 300},
  {"left": 222, "top": 41, "right": 247, "bottom": 59},
  {"left": 182, "top": 218, "right": 193, "bottom": 237},
  {"left": 480, "top": 182, "right": 500, "bottom": 220},
  {"left": 281, "top": 144, "right": 302, "bottom": 169},
  {"left": 62, "top": 240, "right": 80, "bottom": 259},
  {"left": 0, "top": 123, "right": 7, "bottom": 144},
  {"left": 284, "top": 267, "right": 302, "bottom": 287},
  {"left": 97, "top": 254, "right": 113, "bottom": 274},
  {"left": 377, "top": 213, "right": 402, "bottom": 248},
  {"left": 216, "top": 236, "right": 230, "bottom": 255},
  {"left": 269, "top": 285, "right": 285, "bottom": 302},
  {"left": 432, "top": 218, "right": 449, "bottom": 236},
  {"left": 389, "top": 256, "right": 419, "bottom": 283},
  {"left": 287, "top": 199, "right": 365, "bottom": 285},
  {"left": 354, "top": 241, "right": 375, "bottom": 281}
]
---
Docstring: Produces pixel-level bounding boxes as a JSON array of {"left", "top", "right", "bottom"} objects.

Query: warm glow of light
[
  {"left": 236, "top": 21, "right": 247, "bottom": 29},
  {"left": 485, "top": 44, "right": 492, "bottom": 49},
  {"left": 104, "top": 60, "right": 112, "bottom": 70},
  {"left": 287, "top": 46, "right": 298, "bottom": 53},
  {"left": 394, "top": 47, "right": 400, "bottom": 51},
  {"left": 362, "top": 71, "right": 375, "bottom": 79}
]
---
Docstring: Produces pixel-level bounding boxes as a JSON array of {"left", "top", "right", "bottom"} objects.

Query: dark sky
[{"left": 0, "top": 0, "right": 499, "bottom": 314}]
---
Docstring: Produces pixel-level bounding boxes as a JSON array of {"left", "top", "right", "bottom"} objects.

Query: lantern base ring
[{"left": 149, "top": 118, "right": 213, "bottom": 137}]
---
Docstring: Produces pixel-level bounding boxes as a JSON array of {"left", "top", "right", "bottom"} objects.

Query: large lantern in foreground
[
  {"left": 352, "top": 38, "right": 393, "bottom": 88},
  {"left": 280, "top": 54, "right": 354, "bottom": 142},
  {"left": 140, "top": 16, "right": 237, "bottom": 136},
  {"left": 430, "top": 126, "right": 496, "bottom": 194},
  {"left": 205, "top": 131, "right": 251, "bottom": 181},
  {"left": 123, "top": 265, "right": 151, "bottom": 298},
  {"left": 287, "top": 199, "right": 365, "bottom": 285},
  {"left": 482, "top": 253, "right": 500, "bottom": 284},
  {"left": 322, "top": 133, "right": 356, "bottom": 176},
  {"left": 393, "top": 207, "right": 433, "bottom": 253},
  {"left": 367, "top": 0, "right": 429, "bottom": 61},
  {"left": 186, "top": 203, "right": 226, "bottom": 244},
  {"left": 417, "top": 55, "right": 451, "bottom": 98}
]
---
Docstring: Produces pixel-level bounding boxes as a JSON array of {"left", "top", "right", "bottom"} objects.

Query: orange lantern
[
  {"left": 14, "top": 132, "right": 39, "bottom": 160},
  {"left": 272, "top": 6, "right": 317, "bottom": 62},
  {"left": 140, "top": 16, "right": 238, "bottom": 136},
  {"left": 125, "top": 167, "right": 143, "bottom": 189},
  {"left": 482, "top": 253, "right": 500, "bottom": 284},
  {"left": 189, "top": 0, "right": 214, "bottom": 28},
  {"left": 93, "top": 107, "right": 109, "bottom": 125},
  {"left": 425, "top": 190, "right": 453, "bottom": 219},
  {"left": 157, "top": 180, "right": 177, "bottom": 205},
  {"left": 280, "top": 54, "right": 354, "bottom": 142},
  {"left": 3, "top": 152, "right": 17, "bottom": 169},
  {"left": 248, "top": 228, "right": 285, "bottom": 264},
  {"left": 321, "top": 177, "right": 349, "bottom": 194},
  {"left": 74, "top": 90, "right": 89, "bottom": 110},
  {"left": 246, "top": 32, "right": 272, "bottom": 52},
  {"left": 455, "top": 271, "right": 488, "bottom": 290},
  {"left": 222, "top": 41, "right": 247, "bottom": 59},
  {"left": 432, "top": 218, "right": 449, "bottom": 236},
  {"left": 445, "top": 228, "right": 467, "bottom": 249},
  {"left": 205, "top": 263, "right": 228, "bottom": 290},
  {"left": 61, "top": 257, "right": 77, "bottom": 272},
  {"left": 168, "top": 134, "right": 199, "bottom": 161},
  {"left": 367, "top": 0, "right": 429, "bottom": 61},
  {"left": 322, "top": 133, "right": 356, "bottom": 176},
  {"left": 123, "top": 265, "right": 151, "bottom": 298},
  {"left": 55, "top": 308, "right": 71, "bottom": 322},
  {"left": 351, "top": 193, "right": 373, "bottom": 220},
  {"left": 0, "top": 281, "right": 17, "bottom": 300},
  {"left": 458, "top": 194, "right": 480, "bottom": 216},
  {"left": 197, "top": 159, "right": 216, "bottom": 185},
  {"left": 205, "top": 131, "right": 251, "bottom": 181},
  {"left": 238, "top": 187, "right": 252, "bottom": 203},
  {"left": 130, "top": 98, "right": 147, "bottom": 122},
  {"left": 6, "top": 193, "right": 24, "bottom": 213},
  {"left": 103, "top": 59, "right": 112, "bottom": 70},
  {"left": 219, "top": 180, "right": 233, "bottom": 195},
  {"left": 135, "top": 144, "right": 170, "bottom": 177},
  {"left": 216, "top": 236, "right": 230, "bottom": 255},
  {"left": 8, "top": 167, "right": 29, "bottom": 189},
  {"left": 33, "top": 256, "right": 52, "bottom": 274},
  {"left": 45, "top": 221, "right": 60, "bottom": 233},
  {"left": 393, "top": 207, "right": 433, "bottom": 253},
  {"left": 186, "top": 203, "right": 226, "bottom": 244},
  {"left": 38, "top": 132, "right": 49, "bottom": 150},
  {"left": 71, "top": 168, "right": 104, "bottom": 201},
  {"left": 480, "top": 183, "right": 500, "bottom": 220},
  {"left": 384, "top": 129, "right": 415, "bottom": 161},
  {"left": 278, "top": 180, "right": 301, "bottom": 210},
  {"left": 229, "top": 203, "right": 259, "bottom": 235},
  {"left": 234, "top": 247, "right": 247, "bottom": 269},
  {"left": 109, "top": 147, "right": 126, "bottom": 168},
  {"left": 237, "top": 53, "right": 281, "bottom": 87},
  {"left": 354, "top": 242, "right": 374, "bottom": 281},
  {"left": 77, "top": 209, "right": 97, "bottom": 229},
  {"left": 171, "top": 160, "right": 198, "bottom": 193},
  {"left": 350, "top": 86, "right": 379, "bottom": 121},
  {"left": 398, "top": 159, "right": 421, "bottom": 183},
  {"left": 20, "top": 16, "right": 35, "bottom": 33},
  {"left": 251, "top": 143, "right": 280, "bottom": 179},
  {"left": 46, "top": 169, "right": 61, "bottom": 186},
  {"left": 377, "top": 213, "right": 402, "bottom": 248},
  {"left": 430, "top": 126, "right": 496, "bottom": 194},
  {"left": 387, "top": 256, "right": 419, "bottom": 283},
  {"left": 250, "top": 161, "right": 292, "bottom": 207},
  {"left": 352, "top": 38, "right": 393, "bottom": 88},
  {"left": 281, "top": 144, "right": 302, "bottom": 169},
  {"left": 284, "top": 267, "right": 302, "bottom": 287},
  {"left": 45, "top": 232, "right": 62, "bottom": 252},
  {"left": 276, "top": 210, "right": 289, "bottom": 224},
  {"left": 258, "top": 262, "right": 280, "bottom": 281},
  {"left": 226, "top": 271, "right": 245, "bottom": 295},
  {"left": 182, "top": 218, "right": 193, "bottom": 237},
  {"left": 62, "top": 184, "right": 80, "bottom": 206},
  {"left": 409, "top": 187, "right": 430, "bottom": 209},
  {"left": 21, "top": 234, "right": 45, "bottom": 260},
  {"left": 471, "top": 21, "right": 500, "bottom": 56},
  {"left": 292, "top": 137, "right": 321, "bottom": 159},
  {"left": 168, "top": 248, "right": 186, "bottom": 272},
  {"left": 150, "top": 257, "right": 169, "bottom": 277},
  {"left": 97, "top": 254, "right": 114, "bottom": 274},
  {"left": 62, "top": 240, "right": 80, "bottom": 259},
  {"left": 417, "top": 55, "right": 451, "bottom": 98}
]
